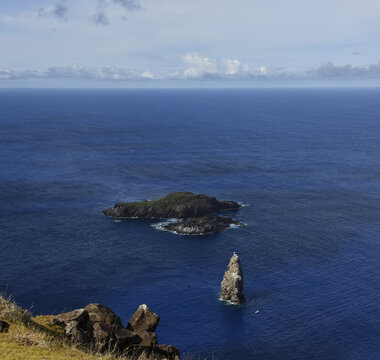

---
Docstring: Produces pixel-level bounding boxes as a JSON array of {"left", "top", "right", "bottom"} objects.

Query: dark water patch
[{"left": 1, "top": 89, "right": 380, "bottom": 359}]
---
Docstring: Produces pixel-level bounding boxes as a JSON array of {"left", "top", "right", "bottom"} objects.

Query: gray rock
[
  {"left": 0, "top": 320, "right": 10, "bottom": 333},
  {"left": 220, "top": 252, "right": 245, "bottom": 304}
]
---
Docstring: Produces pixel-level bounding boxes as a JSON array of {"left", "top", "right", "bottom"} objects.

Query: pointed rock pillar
[{"left": 220, "top": 252, "right": 245, "bottom": 304}]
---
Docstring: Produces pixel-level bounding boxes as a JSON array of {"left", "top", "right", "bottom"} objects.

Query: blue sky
[{"left": 1, "top": 0, "right": 380, "bottom": 87}]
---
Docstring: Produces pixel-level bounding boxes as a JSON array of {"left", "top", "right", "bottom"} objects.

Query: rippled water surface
[{"left": 1, "top": 88, "right": 380, "bottom": 359}]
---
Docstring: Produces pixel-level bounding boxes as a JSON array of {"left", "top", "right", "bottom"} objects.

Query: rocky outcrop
[
  {"left": 164, "top": 215, "right": 243, "bottom": 235},
  {"left": 124, "top": 304, "right": 180, "bottom": 359},
  {"left": 125, "top": 344, "right": 180, "bottom": 360},
  {"left": 127, "top": 304, "right": 159, "bottom": 333},
  {"left": 52, "top": 308, "right": 94, "bottom": 346},
  {"left": 0, "top": 320, "right": 10, "bottom": 333},
  {"left": 51, "top": 303, "right": 179, "bottom": 359},
  {"left": 127, "top": 304, "right": 159, "bottom": 347},
  {"left": 103, "top": 192, "right": 240, "bottom": 219},
  {"left": 220, "top": 252, "right": 245, "bottom": 305},
  {"left": 51, "top": 304, "right": 139, "bottom": 352}
]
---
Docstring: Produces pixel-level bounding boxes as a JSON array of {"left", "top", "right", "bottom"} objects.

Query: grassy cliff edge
[{"left": 0, "top": 295, "right": 118, "bottom": 360}]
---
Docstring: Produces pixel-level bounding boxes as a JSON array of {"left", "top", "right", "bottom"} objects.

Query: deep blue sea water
[{"left": 1, "top": 88, "right": 380, "bottom": 359}]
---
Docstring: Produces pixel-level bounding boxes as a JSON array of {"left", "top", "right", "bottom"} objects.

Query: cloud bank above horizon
[
  {"left": 1, "top": 0, "right": 380, "bottom": 86},
  {"left": 2, "top": 54, "right": 380, "bottom": 83}
]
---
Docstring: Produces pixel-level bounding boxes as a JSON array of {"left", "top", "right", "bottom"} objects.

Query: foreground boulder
[
  {"left": 85, "top": 303, "right": 140, "bottom": 351},
  {"left": 52, "top": 308, "right": 94, "bottom": 346},
  {"left": 164, "top": 215, "right": 243, "bottom": 235},
  {"left": 125, "top": 344, "right": 180, "bottom": 360},
  {"left": 51, "top": 303, "right": 179, "bottom": 359},
  {"left": 125, "top": 304, "right": 180, "bottom": 359},
  {"left": 103, "top": 192, "right": 240, "bottom": 219},
  {"left": 220, "top": 252, "right": 245, "bottom": 305},
  {"left": 0, "top": 320, "right": 10, "bottom": 333},
  {"left": 127, "top": 304, "right": 159, "bottom": 346},
  {"left": 52, "top": 304, "right": 139, "bottom": 352}
]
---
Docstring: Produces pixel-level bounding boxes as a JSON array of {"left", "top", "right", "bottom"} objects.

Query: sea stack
[{"left": 220, "top": 252, "right": 245, "bottom": 304}]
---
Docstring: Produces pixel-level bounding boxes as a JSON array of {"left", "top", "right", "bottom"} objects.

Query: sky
[{"left": 1, "top": 0, "right": 380, "bottom": 87}]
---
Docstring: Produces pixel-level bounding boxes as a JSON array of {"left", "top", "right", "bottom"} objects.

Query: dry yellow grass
[
  {"left": 1, "top": 295, "right": 204, "bottom": 360},
  {"left": 0, "top": 329, "right": 117, "bottom": 360},
  {"left": 0, "top": 295, "right": 118, "bottom": 360}
]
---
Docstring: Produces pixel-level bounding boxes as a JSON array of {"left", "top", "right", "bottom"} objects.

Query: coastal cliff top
[
  {"left": 0, "top": 295, "right": 179, "bottom": 360},
  {"left": 0, "top": 295, "right": 108, "bottom": 360}
]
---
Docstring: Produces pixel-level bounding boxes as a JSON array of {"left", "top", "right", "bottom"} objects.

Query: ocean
[{"left": 0, "top": 88, "right": 380, "bottom": 359}]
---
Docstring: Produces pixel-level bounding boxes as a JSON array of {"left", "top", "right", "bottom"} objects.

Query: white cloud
[
  {"left": 258, "top": 66, "right": 267, "bottom": 75},
  {"left": 183, "top": 53, "right": 219, "bottom": 78},
  {"left": 223, "top": 59, "right": 241, "bottom": 75},
  {"left": 2, "top": 58, "right": 380, "bottom": 83},
  {"left": 0, "top": 68, "right": 18, "bottom": 80},
  {"left": 141, "top": 71, "right": 155, "bottom": 79},
  {"left": 0, "top": 67, "right": 40, "bottom": 80},
  {"left": 47, "top": 64, "right": 148, "bottom": 80},
  {"left": 1, "top": 0, "right": 380, "bottom": 74},
  {"left": 310, "top": 62, "right": 380, "bottom": 78},
  {"left": 183, "top": 52, "right": 271, "bottom": 79}
]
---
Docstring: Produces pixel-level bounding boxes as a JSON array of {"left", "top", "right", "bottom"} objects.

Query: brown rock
[
  {"left": 125, "top": 344, "right": 180, "bottom": 360},
  {"left": 52, "top": 308, "right": 89, "bottom": 327},
  {"left": 154, "top": 344, "right": 181, "bottom": 360},
  {"left": 127, "top": 304, "right": 160, "bottom": 333},
  {"left": 52, "top": 308, "right": 93, "bottom": 346},
  {"left": 92, "top": 322, "right": 112, "bottom": 350},
  {"left": 114, "top": 327, "right": 141, "bottom": 348},
  {"left": 84, "top": 303, "right": 123, "bottom": 328},
  {"left": 51, "top": 303, "right": 178, "bottom": 357},
  {"left": 0, "top": 320, "right": 10, "bottom": 333},
  {"left": 138, "top": 330, "right": 158, "bottom": 347}
]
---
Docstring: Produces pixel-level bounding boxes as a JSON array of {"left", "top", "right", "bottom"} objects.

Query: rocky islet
[
  {"left": 103, "top": 192, "right": 244, "bottom": 235},
  {"left": 163, "top": 215, "right": 244, "bottom": 235}
]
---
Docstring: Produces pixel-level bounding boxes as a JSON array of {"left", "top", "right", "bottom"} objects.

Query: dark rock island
[
  {"left": 103, "top": 192, "right": 243, "bottom": 235},
  {"left": 164, "top": 215, "right": 244, "bottom": 235},
  {"left": 103, "top": 192, "right": 240, "bottom": 219}
]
